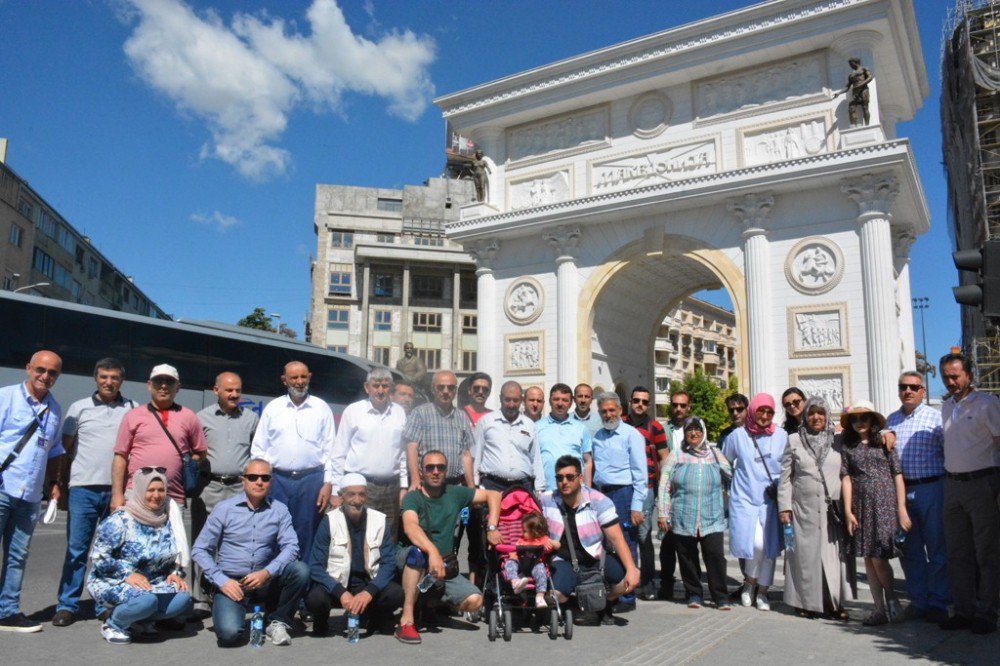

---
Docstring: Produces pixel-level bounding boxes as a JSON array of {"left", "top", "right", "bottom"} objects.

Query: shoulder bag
[
  {"left": 750, "top": 435, "right": 779, "bottom": 502},
  {"left": 558, "top": 500, "right": 607, "bottom": 613},
  {"left": 0, "top": 411, "right": 46, "bottom": 477},
  {"left": 149, "top": 406, "right": 208, "bottom": 497}
]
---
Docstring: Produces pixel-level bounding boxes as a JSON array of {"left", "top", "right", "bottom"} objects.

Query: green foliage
[
  {"left": 236, "top": 307, "right": 276, "bottom": 332},
  {"left": 662, "top": 368, "right": 739, "bottom": 442}
]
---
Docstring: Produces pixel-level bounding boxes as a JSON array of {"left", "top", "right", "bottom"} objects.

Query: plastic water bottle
[
  {"left": 894, "top": 528, "right": 907, "bottom": 546},
  {"left": 346, "top": 612, "right": 360, "bottom": 644},
  {"left": 249, "top": 605, "right": 265, "bottom": 648},
  {"left": 460, "top": 506, "right": 470, "bottom": 525},
  {"left": 783, "top": 523, "right": 796, "bottom": 552},
  {"left": 418, "top": 573, "right": 437, "bottom": 593}
]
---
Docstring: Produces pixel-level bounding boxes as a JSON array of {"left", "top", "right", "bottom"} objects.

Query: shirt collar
[
  {"left": 22, "top": 382, "right": 53, "bottom": 408},
  {"left": 236, "top": 492, "right": 271, "bottom": 510},
  {"left": 214, "top": 405, "right": 244, "bottom": 417},
  {"left": 91, "top": 391, "right": 128, "bottom": 407},
  {"left": 365, "top": 399, "right": 392, "bottom": 415},
  {"left": 284, "top": 394, "right": 313, "bottom": 409},
  {"left": 147, "top": 401, "right": 182, "bottom": 412}
]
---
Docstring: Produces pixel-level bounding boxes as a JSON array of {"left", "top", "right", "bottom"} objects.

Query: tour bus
[{"left": 0, "top": 291, "right": 377, "bottom": 416}]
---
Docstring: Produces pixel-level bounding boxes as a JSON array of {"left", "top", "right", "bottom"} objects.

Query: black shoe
[
  {"left": 154, "top": 618, "right": 185, "bottom": 631},
  {"left": 0, "top": 613, "right": 42, "bottom": 633},
  {"left": 612, "top": 601, "right": 636, "bottom": 613},
  {"left": 312, "top": 614, "right": 329, "bottom": 636},
  {"left": 924, "top": 608, "right": 950, "bottom": 624},
  {"left": 637, "top": 584, "right": 657, "bottom": 601},
  {"left": 971, "top": 617, "right": 997, "bottom": 635},
  {"left": 600, "top": 609, "right": 616, "bottom": 626},
  {"left": 939, "top": 615, "right": 973, "bottom": 631},
  {"left": 657, "top": 587, "right": 674, "bottom": 601},
  {"left": 51, "top": 610, "right": 75, "bottom": 627}
]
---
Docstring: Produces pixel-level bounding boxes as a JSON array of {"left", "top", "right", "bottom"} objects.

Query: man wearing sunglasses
[
  {"left": 463, "top": 372, "right": 492, "bottom": 427},
  {"left": 622, "top": 386, "right": 667, "bottom": 602},
  {"left": 719, "top": 393, "right": 749, "bottom": 448},
  {"left": 884, "top": 372, "right": 949, "bottom": 623},
  {"left": 191, "top": 459, "right": 309, "bottom": 647}
]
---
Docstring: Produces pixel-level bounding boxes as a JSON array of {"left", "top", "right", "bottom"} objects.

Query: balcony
[{"left": 654, "top": 339, "right": 677, "bottom": 353}]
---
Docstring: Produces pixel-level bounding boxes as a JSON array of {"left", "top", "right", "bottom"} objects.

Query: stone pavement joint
[{"left": 617, "top": 610, "right": 752, "bottom": 665}]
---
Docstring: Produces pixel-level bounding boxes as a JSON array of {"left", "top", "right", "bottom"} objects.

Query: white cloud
[
  {"left": 123, "top": 0, "right": 436, "bottom": 180},
  {"left": 191, "top": 210, "right": 241, "bottom": 231}
]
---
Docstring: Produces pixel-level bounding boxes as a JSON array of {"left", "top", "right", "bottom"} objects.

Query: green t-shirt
[{"left": 401, "top": 485, "right": 476, "bottom": 555}]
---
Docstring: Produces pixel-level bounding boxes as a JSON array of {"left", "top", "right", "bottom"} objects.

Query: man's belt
[
  {"left": 210, "top": 474, "right": 242, "bottom": 485},
  {"left": 596, "top": 483, "right": 628, "bottom": 493},
  {"left": 363, "top": 475, "right": 399, "bottom": 486},
  {"left": 946, "top": 467, "right": 1000, "bottom": 482},
  {"left": 904, "top": 475, "right": 943, "bottom": 487},
  {"left": 481, "top": 473, "right": 531, "bottom": 486},
  {"left": 273, "top": 465, "right": 324, "bottom": 478}
]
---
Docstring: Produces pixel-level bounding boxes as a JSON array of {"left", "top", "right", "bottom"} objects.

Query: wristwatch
[{"left": 486, "top": 524, "right": 498, "bottom": 532}]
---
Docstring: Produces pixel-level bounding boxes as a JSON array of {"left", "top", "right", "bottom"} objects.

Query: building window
[
  {"left": 17, "top": 198, "right": 34, "bottom": 221},
  {"left": 655, "top": 377, "right": 670, "bottom": 393},
  {"left": 330, "top": 231, "right": 353, "bottom": 248},
  {"left": 373, "top": 309, "right": 392, "bottom": 331},
  {"left": 416, "top": 348, "right": 440, "bottom": 369},
  {"left": 376, "top": 198, "right": 403, "bottom": 213},
  {"left": 372, "top": 273, "right": 394, "bottom": 298},
  {"left": 376, "top": 233, "right": 395, "bottom": 243},
  {"left": 413, "top": 236, "right": 444, "bottom": 247},
  {"left": 32, "top": 248, "right": 54, "bottom": 278},
  {"left": 8, "top": 224, "right": 22, "bottom": 247},
  {"left": 412, "top": 275, "right": 443, "bottom": 299},
  {"left": 56, "top": 226, "right": 74, "bottom": 254},
  {"left": 53, "top": 263, "right": 73, "bottom": 289},
  {"left": 71, "top": 280, "right": 82, "bottom": 301},
  {"left": 327, "top": 345, "right": 348, "bottom": 353},
  {"left": 704, "top": 340, "right": 717, "bottom": 353},
  {"left": 87, "top": 256, "right": 99, "bottom": 279},
  {"left": 372, "top": 347, "right": 391, "bottom": 365},
  {"left": 460, "top": 274, "right": 476, "bottom": 302},
  {"left": 327, "top": 307, "right": 350, "bottom": 330},
  {"left": 329, "top": 270, "right": 352, "bottom": 296},
  {"left": 462, "top": 350, "right": 477, "bottom": 371},
  {"left": 2, "top": 274, "right": 15, "bottom": 290},
  {"left": 462, "top": 314, "right": 477, "bottom": 334},
  {"left": 412, "top": 312, "right": 442, "bottom": 332}
]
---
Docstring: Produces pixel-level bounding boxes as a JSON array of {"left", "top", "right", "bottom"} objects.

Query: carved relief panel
[
  {"left": 507, "top": 169, "right": 572, "bottom": 210},
  {"left": 694, "top": 53, "right": 827, "bottom": 121},
  {"left": 789, "top": 365, "right": 852, "bottom": 415},
  {"left": 505, "top": 332, "right": 545, "bottom": 376},
  {"left": 740, "top": 114, "right": 831, "bottom": 167},
  {"left": 787, "top": 302, "right": 849, "bottom": 358},
  {"left": 784, "top": 237, "right": 845, "bottom": 295},
  {"left": 504, "top": 277, "right": 544, "bottom": 325},
  {"left": 589, "top": 138, "right": 719, "bottom": 195},
  {"left": 506, "top": 105, "right": 609, "bottom": 164}
]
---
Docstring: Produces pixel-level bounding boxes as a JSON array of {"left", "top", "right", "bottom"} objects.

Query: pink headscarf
[{"left": 744, "top": 392, "right": 776, "bottom": 437}]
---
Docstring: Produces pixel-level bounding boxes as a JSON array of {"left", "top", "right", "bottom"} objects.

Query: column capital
[
  {"left": 842, "top": 172, "right": 899, "bottom": 219},
  {"left": 727, "top": 192, "right": 774, "bottom": 239},
  {"left": 467, "top": 237, "right": 499, "bottom": 271},
  {"left": 892, "top": 225, "right": 916, "bottom": 263},
  {"left": 544, "top": 225, "right": 582, "bottom": 261}
]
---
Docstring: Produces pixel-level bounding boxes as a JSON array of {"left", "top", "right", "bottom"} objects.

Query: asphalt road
[{"left": 4, "top": 510, "right": 998, "bottom": 665}]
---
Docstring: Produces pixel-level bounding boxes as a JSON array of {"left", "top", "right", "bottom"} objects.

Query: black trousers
[
  {"left": 673, "top": 532, "right": 728, "bottom": 604},
  {"left": 305, "top": 580, "right": 403, "bottom": 628},
  {"left": 659, "top": 531, "right": 678, "bottom": 592}
]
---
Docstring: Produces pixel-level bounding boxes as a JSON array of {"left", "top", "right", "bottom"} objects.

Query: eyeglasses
[
  {"left": 471, "top": 385, "right": 490, "bottom": 394},
  {"left": 31, "top": 366, "right": 60, "bottom": 377},
  {"left": 423, "top": 463, "right": 447, "bottom": 473},
  {"left": 435, "top": 384, "right": 457, "bottom": 393},
  {"left": 631, "top": 398, "right": 650, "bottom": 405},
  {"left": 243, "top": 474, "right": 272, "bottom": 482},
  {"left": 783, "top": 398, "right": 803, "bottom": 409},
  {"left": 368, "top": 382, "right": 391, "bottom": 389},
  {"left": 849, "top": 414, "right": 870, "bottom": 423},
  {"left": 728, "top": 406, "right": 746, "bottom": 413},
  {"left": 670, "top": 402, "right": 688, "bottom": 409},
  {"left": 555, "top": 473, "right": 580, "bottom": 483},
  {"left": 757, "top": 408, "right": 775, "bottom": 415},
  {"left": 898, "top": 383, "right": 924, "bottom": 392},
  {"left": 139, "top": 466, "right": 167, "bottom": 475}
]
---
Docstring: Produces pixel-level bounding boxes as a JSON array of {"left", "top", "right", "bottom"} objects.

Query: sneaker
[
  {"left": 687, "top": 595, "right": 702, "bottom": 609},
  {"left": 717, "top": 602, "right": 733, "bottom": 611},
  {"left": 101, "top": 623, "right": 131, "bottom": 644},
  {"left": 612, "top": 600, "right": 636, "bottom": 613},
  {"left": 755, "top": 594, "right": 770, "bottom": 612},
  {"left": 395, "top": 623, "right": 421, "bottom": 644},
  {"left": 740, "top": 583, "right": 753, "bottom": 607},
  {"left": 887, "top": 599, "right": 902, "bottom": 623},
  {"left": 535, "top": 594, "right": 548, "bottom": 609},
  {"left": 971, "top": 617, "right": 997, "bottom": 635},
  {"left": 510, "top": 577, "right": 527, "bottom": 594},
  {"left": 863, "top": 610, "right": 889, "bottom": 626},
  {"left": 266, "top": 621, "right": 291, "bottom": 646},
  {"left": 0, "top": 613, "right": 42, "bottom": 633},
  {"left": 51, "top": 610, "right": 75, "bottom": 627},
  {"left": 463, "top": 608, "right": 482, "bottom": 623},
  {"left": 940, "top": 615, "right": 973, "bottom": 631}
]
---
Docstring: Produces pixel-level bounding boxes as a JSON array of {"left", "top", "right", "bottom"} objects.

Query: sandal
[
  {"left": 862, "top": 610, "right": 888, "bottom": 626},
  {"left": 833, "top": 608, "right": 850, "bottom": 621}
]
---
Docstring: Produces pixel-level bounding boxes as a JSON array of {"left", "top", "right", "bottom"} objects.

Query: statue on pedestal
[
  {"left": 471, "top": 150, "right": 491, "bottom": 202},
  {"left": 836, "top": 58, "right": 873, "bottom": 126},
  {"left": 395, "top": 342, "right": 427, "bottom": 386}
]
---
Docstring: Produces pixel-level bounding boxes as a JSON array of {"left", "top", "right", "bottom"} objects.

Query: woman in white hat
[{"left": 840, "top": 400, "right": 911, "bottom": 626}]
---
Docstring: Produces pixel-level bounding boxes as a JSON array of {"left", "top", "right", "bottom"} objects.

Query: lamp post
[
  {"left": 912, "top": 297, "right": 930, "bottom": 404},
  {"left": 14, "top": 282, "right": 50, "bottom": 293}
]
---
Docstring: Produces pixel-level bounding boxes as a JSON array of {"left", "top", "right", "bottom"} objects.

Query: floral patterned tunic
[{"left": 87, "top": 510, "right": 180, "bottom": 606}]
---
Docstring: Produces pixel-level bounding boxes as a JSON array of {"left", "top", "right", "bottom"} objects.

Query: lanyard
[{"left": 21, "top": 385, "right": 50, "bottom": 433}]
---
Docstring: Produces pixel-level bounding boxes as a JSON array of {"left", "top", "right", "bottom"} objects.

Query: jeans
[
  {"left": 602, "top": 484, "right": 638, "bottom": 604},
  {"left": 900, "top": 478, "right": 950, "bottom": 612},
  {"left": 636, "top": 489, "right": 656, "bottom": 587},
  {"left": 56, "top": 485, "right": 113, "bottom": 614},
  {"left": 269, "top": 469, "right": 325, "bottom": 559},
  {"left": 304, "top": 580, "right": 404, "bottom": 629},
  {"left": 107, "top": 591, "right": 192, "bottom": 632},
  {"left": 211, "top": 561, "right": 309, "bottom": 645},
  {"left": 0, "top": 491, "right": 40, "bottom": 618}
]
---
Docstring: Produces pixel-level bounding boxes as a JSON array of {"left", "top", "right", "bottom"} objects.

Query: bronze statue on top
[
  {"left": 836, "top": 58, "right": 874, "bottom": 126},
  {"left": 395, "top": 342, "right": 427, "bottom": 385},
  {"left": 471, "top": 150, "right": 491, "bottom": 202}
]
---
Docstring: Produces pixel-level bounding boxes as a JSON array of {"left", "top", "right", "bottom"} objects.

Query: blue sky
[{"left": 0, "top": 0, "right": 957, "bottom": 394}]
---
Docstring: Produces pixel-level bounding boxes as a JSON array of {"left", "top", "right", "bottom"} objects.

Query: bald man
[
  {"left": 252, "top": 361, "right": 336, "bottom": 560},
  {"left": 0, "top": 351, "right": 64, "bottom": 632},
  {"left": 192, "top": 372, "right": 260, "bottom": 613},
  {"left": 523, "top": 386, "right": 545, "bottom": 422}
]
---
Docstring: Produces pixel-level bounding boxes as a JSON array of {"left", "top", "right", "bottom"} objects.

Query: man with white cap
[
  {"left": 305, "top": 472, "right": 402, "bottom": 636},
  {"left": 111, "top": 364, "right": 207, "bottom": 510}
]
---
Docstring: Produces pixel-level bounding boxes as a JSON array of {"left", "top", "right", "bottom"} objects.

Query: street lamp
[
  {"left": 912, "top": 297, "right": 931, "bottom": 404},
  {"left": 14, "top": 282, "right": 50, "bottom": 293}
]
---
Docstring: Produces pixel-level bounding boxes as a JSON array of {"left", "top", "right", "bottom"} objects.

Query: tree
[
  {"left": 665, "top": 368, "right": 736, "bottom": 442},
  {"left": 278, "top": 323, "right": 298, "bottom": 339},
  {"left": 236, "top": 307, "right": 276, "bottom": 333}
]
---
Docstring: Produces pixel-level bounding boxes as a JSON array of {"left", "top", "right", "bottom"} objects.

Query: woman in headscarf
[
  {"left": 87, "top": 468, "right": 191, "bottom": 645},
  {"left": 657, "top": 417, "right": 732, "bottom": 610},
  {"left": 722, "top": 393, "right": 788, "bottom": 611},
  {"left": 778, "top": 396, "right": 851, "bottom": 619}
]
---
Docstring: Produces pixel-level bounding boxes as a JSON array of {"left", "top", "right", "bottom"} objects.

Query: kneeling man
[
  {"left": 306, "top": 473, "right": 402, "bottom": 636},
  {"left": 191, "top": 459, "right": 308, "bottom": 647}
]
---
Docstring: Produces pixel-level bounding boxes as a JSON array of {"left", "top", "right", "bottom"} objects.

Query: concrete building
[
  {"left": 308, "top": 178, "right": 479, "bottom": 375},
  {"left": 0, "top": 149, "right": 167, "bottom": 318},
  {"left": 653, "top": 298, "right": 739, "bottom": 404}
]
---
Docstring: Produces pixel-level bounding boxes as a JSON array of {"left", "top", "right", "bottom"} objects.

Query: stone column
[
  {"left": 360, "top": 262, "right": 371, "bottom": 357},
  {"left": 728, "top": 192, "right": 774, "bottom": 397},
  {"left": 893, "top": 227, "right": 917, "bottom": 375},
  {"left": 468, "top": 239, "right": 500, "bottom": 388},
  {"left": 843, "top": 173, "right": 900, "bottom": 413},
  {"left": 544, "top": 226, "right": 583, "bottom": 386},
  {"left": 401, "top": 262, "right": 411, "bottom": 347},
  {"left": 452, "top": 265, "right": 461, "bottom": 372}
]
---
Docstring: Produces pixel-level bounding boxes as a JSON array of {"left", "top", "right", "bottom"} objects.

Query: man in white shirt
[
  {"left": 252, "top": 361, "right": 336, "bottom": 559},
  {"left": 329, "top": 367, "right": 407, "bottom": 539}
]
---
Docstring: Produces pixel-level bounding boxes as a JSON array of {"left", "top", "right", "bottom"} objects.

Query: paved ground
[{"left": 4, "top": 510, "right": 998, "bottom": 665}]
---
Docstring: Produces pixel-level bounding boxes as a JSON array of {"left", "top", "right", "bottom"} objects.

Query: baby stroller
[{"left": 482, "top": 485, "right": 572, "bottom": 641}]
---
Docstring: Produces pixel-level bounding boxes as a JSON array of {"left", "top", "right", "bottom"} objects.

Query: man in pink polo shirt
[{"left": 111, "top": 364, "right": 207, "bottom": 510}]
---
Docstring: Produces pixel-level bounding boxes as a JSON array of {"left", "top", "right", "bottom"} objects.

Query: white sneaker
[
  {"left": 887, "top": 599, "right": 902, "bottom": 623},
  {"left": 511, "top": 577, "right": 528, "bottom": 594},
  {"left": 740, "top": 583, "right": 753, "bottom": 607},
  {"left": 101, "top": 623, "right": 131, "bottom": 645},
  {"left": 266, "top": 620, "right": 291, "bottom": 646},
  {"left": 755, "top": 594, "right": 770, "bottom": 612}
]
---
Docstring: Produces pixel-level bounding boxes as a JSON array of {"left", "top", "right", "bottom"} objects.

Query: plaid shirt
[
  {"left": 403, "top": 402, "right": 473, "bottom": 479},
  {"left": 885, "top": 402, "right": 945, "bottom": 480},
  {"left": 623, "top": 413, "right": 667, "bottom": 490}
]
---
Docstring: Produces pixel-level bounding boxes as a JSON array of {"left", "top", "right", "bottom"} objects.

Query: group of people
[{"left": 0, "top": 348, "right": 996, "bottom": 650}]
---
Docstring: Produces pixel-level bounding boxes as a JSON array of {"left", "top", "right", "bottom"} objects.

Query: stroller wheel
[
  {"left": 563, "top": 609, "right": 573, "bottom": 640},
  {"left": 502, "top": 609, "right": 513, "bottom": 642},
  {"left": 549, "top": 608, "right": 559, "bottom": 640},
  {"left": 487, "top": 608, "right": 498, "bottom": 642}
]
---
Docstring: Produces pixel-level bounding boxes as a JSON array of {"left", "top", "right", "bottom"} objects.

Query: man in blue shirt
[
  {"left": 191, "top": 459, "right": 308, "bottom": 647},
  {"left": 537, "top": 383, "right": 593, "bottom": 488},
  {"left": 0, "top": 350, "right": 64, "bottom": 633},
  {"left": 591, "top": 392, "right": 646, "bottom": 612}
]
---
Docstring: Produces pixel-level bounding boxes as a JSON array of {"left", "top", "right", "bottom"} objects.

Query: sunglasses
[
  {"left": 423, "top": 463, "right": 447, "bottom": 473},
  {"left": 435, "top": 384, "right": 457, "bottom": 393},
  {"left": 243, "top": 474, "right": 272, "bottom": 482},
  {"left": 631, "top": 398, "right": 650, "bottom": 405},
  {"left": 898, "top": 383, "right": 923, "bottom": 392},
  {"left": 471, "top": 385, "right": 490, "bottom": 394},
  {"left": 670, "top": 402, "right": 688, "bottom": 408},
  {"left": 849, "top": 414, "right": 871, "bottom": 423},
  {"left": 555, "top": 473, "right": 580, "bottom": 483},
  {"left": 783, "top": 398, "right": 803, "bottom": 409},
  {"left": 728, "top": 405, "right": 746, "bottom": 413},
  {"left": 139, "top": 466, "right": 167, "bottom": 475},
  {"left": 757, "top": 408, "right": 775, "bottom": 415}
]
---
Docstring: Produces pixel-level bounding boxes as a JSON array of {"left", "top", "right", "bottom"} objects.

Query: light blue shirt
[
  {"left": 570, "top": 409, "right": 602, "bottom": 437},
  {"left": 0, "top": 383, "right": 63, "bottom": 503},
  {"left": 536, "top": 415, "right": 592, "bottom": 489},
  {"left": 591, "top": 420, "right": 647, "bottom": 511}
]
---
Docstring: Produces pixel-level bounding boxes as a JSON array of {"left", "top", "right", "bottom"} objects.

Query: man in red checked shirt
[{"left": 622, "top": 386, "right": 668, "bottom": 602}]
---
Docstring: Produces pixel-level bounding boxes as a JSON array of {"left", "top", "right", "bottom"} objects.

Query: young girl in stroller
[{"left": 500, "top": 512, "right": 554, "bottom": 608}]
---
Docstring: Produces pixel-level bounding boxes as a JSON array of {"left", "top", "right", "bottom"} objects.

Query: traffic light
[{"left": 953, "top": 239, "right": 1000, "bottom": 317}]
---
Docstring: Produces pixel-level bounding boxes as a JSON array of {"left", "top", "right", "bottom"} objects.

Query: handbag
[
  {"left": 750, "top": 436, "right": 778, "bottom": 502},
  {"left": 149, "top": 405, "right": 209, "bottom": 497},
  {"left": 558, "top": 501, "right": 607, "bottom": 613},
  {"left": 803, "top": 434, "right": 845, "bottom": 532}
]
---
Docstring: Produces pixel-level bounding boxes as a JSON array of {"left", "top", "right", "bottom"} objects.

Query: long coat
[
  {"left": 722, "top": 427, "right": 787, "bottom": 560},
  {"left": 778, "top": 432, "right": 851, "bottom": 612}
]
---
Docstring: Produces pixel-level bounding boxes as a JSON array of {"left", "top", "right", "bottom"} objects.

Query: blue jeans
[
  {"left": 901, "top": 478, "right": 950, "bottom": 612},
  {"left": 602, "top": 484, "right": 638, "bottom": 604},
  {"left": 0, "top": 491, "right": 40, "bottom": 618},
  {"left": 211, "top": 561, "right": 309, "bottom": 645},
  {"left": 107, "top": 591, "right": 192, "bottom": 633},
  {"left": 56, "top": 485, "right": 112, "bottom": 614}
]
